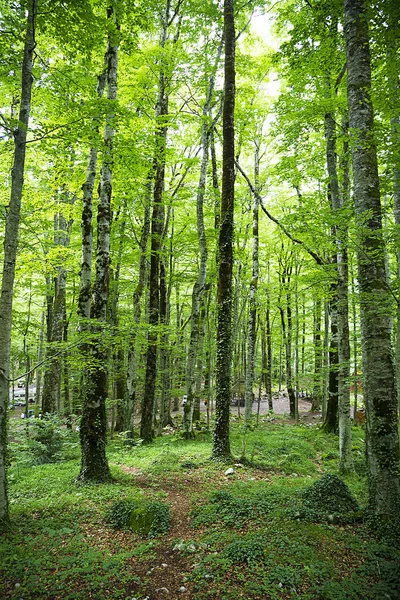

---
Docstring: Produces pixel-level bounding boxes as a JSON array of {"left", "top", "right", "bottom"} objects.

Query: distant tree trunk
[
  {"left": 109, "top": 216, "right": 126, "bottom": 433},
  {"left": 158, "top": 254, "right": 174, "bottom": 434},
  {"left": 0, "top": 0, "right": 36, "bottom": 525},
  {"left": 141, "top": 1, "right": 170, "bottom": 443},
  {"left": 193, "top": 294, "right": 208, "bottom": 424},
  {"left": 344, "top": 0, "right": 400, "bottom": 528},
  {"left": 322, "top": 299, "right": 330, "bottom": 420},
  {"left": 266, "top": 266, "right": 273, "bottom": 411},
  {"left": 312, "top": 298, "right": 322, "bottom": 411},
  {"left": 323, "top": 283, "right": 339, "bottom": 432},
  {"left": 42, "top": 211, "right": 68, "bottom": 414},
  {"left": 184, "top": 44, "right": 221, "bottom": 438},
  {"left": 23, "top": 284, "right": 32, "bottom": 422},
  {"left": 212, "top": 0, "right": 235, "bottom": 460},
  {"left": 79, "top": 12, "right": 118, "bottom": 482},
  {"left": 35, "top": 308, "right": 45, "bottom": 407},
  {"left": 350, "top": 256, "right": 358, "bottom": 420},
  {"left": 244, "top": 136, "right": 260, "bottom": 425},
  {"left": 278, "top": 251, "right": 295, "bottom": 418},
  {"left": 125, "top": 184, "right": 151, "bottom": 437},
  {"left": 63, "top": 315, "right": 71, "bottom": 427}
]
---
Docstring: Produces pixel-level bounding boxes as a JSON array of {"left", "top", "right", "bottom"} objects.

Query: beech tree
[
  {"left": 78, "top": 4, "right": 119, "bottom": 482},
  {"left": 212, "top": 0, "right": 235, "bottom": 460},
  {"left": 344, "top": 0, "right": 400, "bottom": 529},
  {"left": 0, "top": 0, "right": 36, "bottom": 526}
]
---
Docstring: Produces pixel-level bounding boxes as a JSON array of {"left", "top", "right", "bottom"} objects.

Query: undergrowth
[{"left": 1, "top": 417, "right": 398, "bottom": 600}]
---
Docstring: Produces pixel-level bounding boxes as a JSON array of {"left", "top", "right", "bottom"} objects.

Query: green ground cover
[{"left": 1, "top": 417, "right": 399, "bottom": 600}]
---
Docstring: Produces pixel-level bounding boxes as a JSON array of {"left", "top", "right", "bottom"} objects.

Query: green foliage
[
  {"left": 191, "top": 488, "right": 280, "bottom": 528},
  {"left": 105, "top": 498, "right": 171, "bottom": 537},
  {"left": 222, "top": 535, "right": 267, "bottom": 565},
  {"left": 9, "top": 417, "right": 79, "bottom": 466}
]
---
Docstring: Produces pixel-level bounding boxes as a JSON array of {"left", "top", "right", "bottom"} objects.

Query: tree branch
[{"left": 235, "top": 160, "right": 325, "bottom": 265}]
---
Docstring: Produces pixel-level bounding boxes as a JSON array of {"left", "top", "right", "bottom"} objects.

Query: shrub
[
  {"left": 290, "top": 474, "right": 360, "bottom": 524},
  {"left": 302, "top": 474, "right": 359, "bottom": 514}
]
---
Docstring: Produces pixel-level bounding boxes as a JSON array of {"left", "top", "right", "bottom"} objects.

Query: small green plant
[
  {"left": 105, "top": 499, "right": 171, "bottom": 537},
  {"left": 191, "top": 488, "right": 277, "bottom": 528},
  {"left": 222, "top": 535, "right": 267, "bottom": 565}
]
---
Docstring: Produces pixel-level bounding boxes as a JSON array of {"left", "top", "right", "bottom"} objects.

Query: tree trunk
[
  {"left": 244, "top": 136, "right": 260, "bottom": 425},
  {"left": 312, "top": 298, "right": 322, "bottom": 411},
  {"left": 79, "top": 11, "right": 118, "bottom": 482},
  {"left": 184, "top": 44, "right": 221, "bottom": 438},
  {"left": 385, "top": 0, "right": 400, "bottom": 411},
  {"left": 0, "top": 0, "right": 36, "bottom": 525},
  {"left": 77, "top": 69, "right": 107, "bottom": 324},
  {"left": 141, "top": 1, "right": 171, "bottom": 443},
  {"left": 42, "top": 211, "right": 68, "bottom": 414},
  {"left": 125, "top": 183, "right": 151, "bottom": 437},
  {"left": 344, "top": 0, "right": 400, "bottom": 529},
  {"left": 212, "top": 0, "right": 235, "bottom": 460}
]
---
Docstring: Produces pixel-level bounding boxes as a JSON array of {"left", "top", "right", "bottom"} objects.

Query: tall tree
[
  {"left": 140, "top": 0, "right": 171, "bottom": 444},
  {"left": 183, "top": 41, "right": 222, "bottom": 439},
  {"left": 212, "top": 0, "right": 235, "bottom": 460},
  {"left": 344, "top": 0, "right": 400, "bottom": 530},
  {"left": 78, "top": 5, "right": 119, "bottom": 482},
  {"left": 0, "top": 0, "right": 36, "bottom": 525}
]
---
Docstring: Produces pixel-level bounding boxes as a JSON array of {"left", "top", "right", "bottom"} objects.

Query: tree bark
[
  {"left": 79, "top": 9, "right": 118, "bottom": 482},
  {"left": 325, "top": 101, "right": 353, "bottom": 470},
  {"left": 344, "top": 0, "right": 400, "bottom": 528},
  {"left": 0, "top": 0, "right": 36, "bottom": 525},
  {"left": 125, "top": 182, "right": 151, "bottom": 437},
  {"left": 212, "top": 0, "right": 235, "bottom": 460},
  {"left": 184, "top": 42, "right": 222, "bottom": 438},
  {"left": 77, "top": 68, "right": 107, "bottom": 324},
  {"left": 42, "top": 210, "right": 68, "bottom": 414},
  {"left": 141, "top": 0, "right": 170, "bottom": 444},
  {"left": 312, "top": 298, "right": 322, "bottom": 411},
  {"left": 244, "top": 136, "right": 260, "bottom": 425}
]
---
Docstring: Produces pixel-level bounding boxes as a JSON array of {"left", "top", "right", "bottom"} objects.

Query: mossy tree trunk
[
  {"left": 344, "top": 0, "right": 400, "bottom": 528},
  {"left": 212, "top": 0, "right": 235, "bottom": 460},
  {"left": 79, "top": 8, "right": 118, "bottom": 482}
]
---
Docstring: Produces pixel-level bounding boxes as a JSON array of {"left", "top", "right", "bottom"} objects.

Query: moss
[{"left": 105, "top": 499, "right": 171, "bottom": 537}]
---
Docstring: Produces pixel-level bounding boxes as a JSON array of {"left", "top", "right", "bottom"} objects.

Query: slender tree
[{"left": 0, "top": 0, "right": 36, "bottom": 525}]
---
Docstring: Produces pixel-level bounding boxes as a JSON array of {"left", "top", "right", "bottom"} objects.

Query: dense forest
[{"left": 1, "top": 0, "right": 400, "bottom": 598}]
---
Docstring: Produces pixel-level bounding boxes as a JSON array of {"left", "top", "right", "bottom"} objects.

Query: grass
[{"left": 1, "top": 416, "right": 398, "bottom": 599}]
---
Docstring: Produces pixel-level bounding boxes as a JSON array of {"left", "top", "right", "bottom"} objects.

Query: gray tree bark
[
  {"left": 325, "top": 99, "right": 353, "bottom": 472},
  {"left": 184, "top": 42, "right": 222, "bottom": 438},
  {"left": 42, "top": 210, "right": 68, "bottom": 414},
  {"left": 0, "top": 0, "right": 36, "bottom": 525},
  {"left": 244, "top": 135, "right": 260, "bottom": 425},
  {"left": 344, "top": 0, "right": 400, "bottom": 529}
]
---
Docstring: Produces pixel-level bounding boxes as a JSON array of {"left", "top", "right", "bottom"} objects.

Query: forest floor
[{"left": 1, "top": 414, "right": 398, "bottom": 600}]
